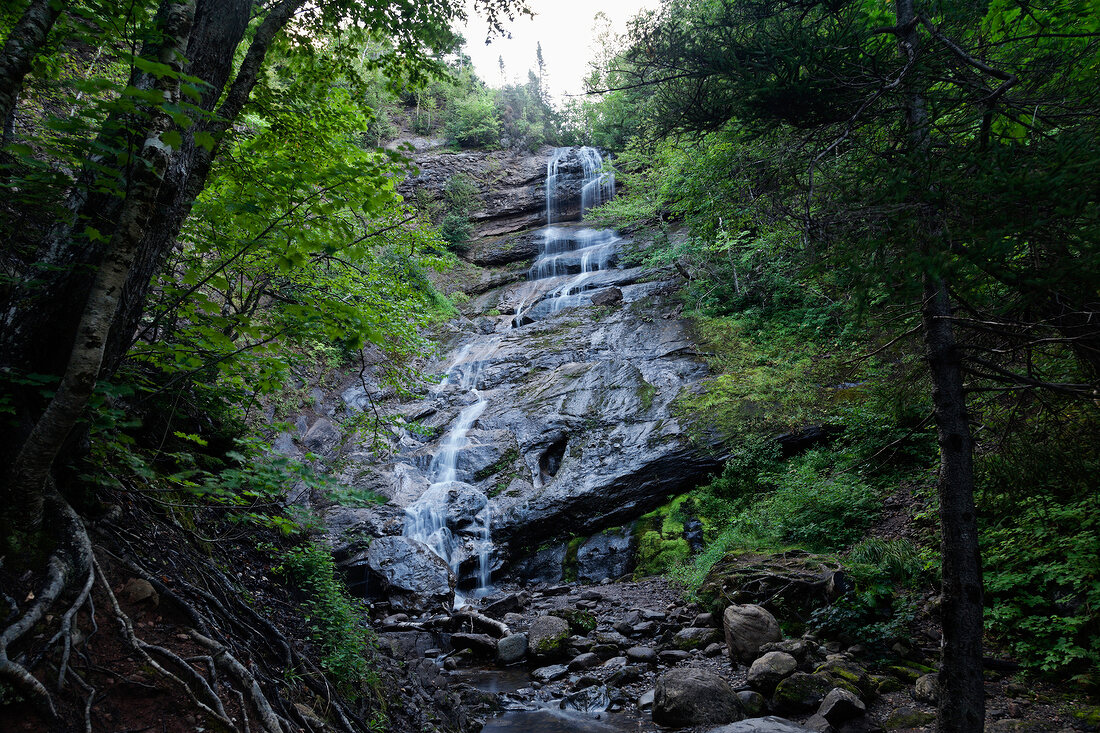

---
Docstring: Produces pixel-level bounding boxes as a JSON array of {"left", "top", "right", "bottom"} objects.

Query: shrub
[{"left": 276, "top": 543, "right": 379, "bottom": 698}]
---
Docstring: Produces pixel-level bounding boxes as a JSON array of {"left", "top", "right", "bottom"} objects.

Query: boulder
[
  {"left": 813, "top": 659, "right": 874, "bottom": 696},
  {"left": 450, "top": 632, "right": 496, "bottom": 657},
  {"left": 652, "top": 668, "right": 743, "bottom": 728},
  {"left": 737, "top": 691, "right": 767, "bottom": 717},
  {"left": 561, "top": 685, "right": 611, "bottom": 713},
  {"left": 882, "top": 707, "right": 935, "bottom": 729},
  {"left": 818, "top": 688, "right": 866, "bottom": 725},
  {"left": 496, "top": 633, "right": 528, "bottom": 664},
  {"left": 302, "top": 417, "right": 340, "bottom": 453},
  {"left": 773, "top": 672, "right": 836, "bottom": 714},
  {"left": 590, "top": 287, "right": 623, "bottom": 306},
  {"left": 674, "top": 626, "right": 723, "bottom": 650},
  {"left": 482, "top": 592, "right": 526, "bottom": 618},
  {"left": 659, "top": 650, "right": 692, "bottom": 665},
  {"left": 529, "top": 614, "right": 571, "bottom": 658},
  {"left": 724, "top": 604, "right": 782, "bottom": 665},
  {"left": 549, "top": 608, "right": 597, "bottom": 635},
  {"left": 914, "top": 673, "right": 940, "bottom": 703},
  {"left": 568, "top": 652, "right": 601, "bottom": 671},
  {"left": 607, "top": 665, "right": 644, "bottom": 687},
  {"left": 531, "top": 664, "right": 569, "bottom": 683},
  {"left": 626, "top": 646, "right": 658, "bottom": 665},
  {"left": 747, "top": 651, "right": 798, "bottom": 695},
  {"left": 365, "top": 536, "right": 455, "bottom": 613},
  {"left": 759, "top": 639, "right": 820, "bottom": 667}
]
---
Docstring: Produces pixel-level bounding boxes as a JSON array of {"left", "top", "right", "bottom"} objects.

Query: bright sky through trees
[{"left": 458, "top": 0, "right": 655, "bottom": 100}]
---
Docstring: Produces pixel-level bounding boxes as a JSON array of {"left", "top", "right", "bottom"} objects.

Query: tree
[{"left": 610, "top": 0, "right": 1099, "bottom": 728}]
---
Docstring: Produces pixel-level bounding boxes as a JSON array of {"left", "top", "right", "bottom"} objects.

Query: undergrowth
[{"left": 274, "top": 543, "right": 382, "bottom": 700}]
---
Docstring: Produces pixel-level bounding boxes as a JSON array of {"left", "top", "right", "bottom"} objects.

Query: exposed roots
[
  {"left": 190, "top": 631, "right": 289, "bottom": 733},
  {"left": 0, "top": 490, "right": 421, "bottom": 732},
  {"left": 0, "top": 492, "right": 92, "bottom": 721}
]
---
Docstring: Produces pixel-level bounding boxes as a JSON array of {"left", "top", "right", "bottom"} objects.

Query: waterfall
[
  {"left": 516, "top": 147, "right": 619, "bottom": 324},
  {"left": 402, "top": 147, "right": 617, "bottom": 607},
  {"left": 403, "top": 343, "right": 496, "bottom": 607}
]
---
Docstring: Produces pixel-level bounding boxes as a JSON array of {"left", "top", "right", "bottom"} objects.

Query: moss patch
[
  {"left": 550, "top": 608, "right": 597, "bottom": 635},
  {"left": 473, "top": 446, "right": 520, "bottom": 482},
  {"left": 633, "top": 495, "right": 693, "bottom": 577},
  {"left": 562, "top": 536, "right": 585, "bottom": 582}
]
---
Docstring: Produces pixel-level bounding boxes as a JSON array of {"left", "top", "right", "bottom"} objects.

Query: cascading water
[
  {"left": 403, "top": 342, "right": 497, "bottom": 606},
  {"left": 516, "top": 147, "right": 619, "bottom": 324}
]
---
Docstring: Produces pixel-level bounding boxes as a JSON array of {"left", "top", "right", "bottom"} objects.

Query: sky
[{"left": 455, "top": 0, "right": 657, "bottom": 103}]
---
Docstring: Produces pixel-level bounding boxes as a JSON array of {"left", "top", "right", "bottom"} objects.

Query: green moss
[
  {"left": 562, "top": 536, "right": 585, "bottom": 582},
  {"left": 473, "top": 446, "right": 520, "bottom": 482},
  {"left": 534, "top": 628, "right": 569, "bottom": 655},
  {"left": 550, "top": 608, "right": 597, "bottom": 634},
  {"left": 772, "top": 672, "right": 834, "bottom": 712},
  {"left": 637, "top": 380, "right": 657, "bottom": 411},
  {"left": 1074, "top": 707, "right": 1100, "bottom": 727},
  {"left": 635, "top": 531, "right": 690, "bottom": 577},
  {"left": 887, "top": 665, "right": 924, "bottom": 683}
]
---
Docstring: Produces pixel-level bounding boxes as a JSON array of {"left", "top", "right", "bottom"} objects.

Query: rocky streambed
[{"left": 365, "top": 572, "right": 1036, "bottom": 733}]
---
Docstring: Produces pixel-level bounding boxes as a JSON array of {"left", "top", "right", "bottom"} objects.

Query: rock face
[
  {"left": 724, "top": 604, "right": 783, "bottom": 665},
  {"left": 653, "top": 668, "right": 743, "bottom": 727},
  {"left": 364, "top": 536, "right": 455, "bottom": 613},
  {"left": 397, "top": 147, "right": 551, "bottom": 238},
  {"left": 332, "top": 268, "right": 721, "bottom": 579}
]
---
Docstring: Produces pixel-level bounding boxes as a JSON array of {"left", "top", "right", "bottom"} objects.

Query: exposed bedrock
[
  {"left": 397, "top": 146, "right": 606, "bottom": 238},
  {"left": 330, "top": 269, "right": 723, "bottom": 575}
]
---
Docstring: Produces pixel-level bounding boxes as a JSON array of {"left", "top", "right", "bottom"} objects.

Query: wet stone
[
  {"left": 531, "top": 665, "right": 569, "bottom": 683},
  {"left": 626, "top": 646, "right": 658, "bottom": 664}
]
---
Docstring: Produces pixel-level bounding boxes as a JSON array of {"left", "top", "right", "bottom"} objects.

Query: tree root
[
  {"left": 190, "top": 631, "right": 290, "bottom": 733},
  {"left": 0, "top": 491, "right": 93, "bottom": 721},
  {"left": 93, "top": 555, "right": 237, "bottom": 729},
  {"left": 4, "top": 494, "right": 398, "bottom": 732}
]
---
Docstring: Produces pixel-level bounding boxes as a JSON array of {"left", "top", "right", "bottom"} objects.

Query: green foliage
[
  {"left": 445, "top": 88, "right": 501, "bottom": 148},
  {"left": 437, "top": 173, "right": 479, "bottom": 250},
  {"left": 275, "top": 543, "right": 380, "bottom": 698}
]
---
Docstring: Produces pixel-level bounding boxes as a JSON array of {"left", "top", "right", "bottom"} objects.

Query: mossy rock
[
  {"left": 696, "top": 550, "right": 840, "bottom": 622},
  {"left": 550, "top": 608, "right": 597, "bottom": 635},
  {"left": 887, "top": 665, "right": 925, "bottom": 683},
  {"left": 815, "top": 659, "right": 873, "bottom": 697},
  {"left": 874, "top": 675, "right": 905, "bottom": 694},
  {"left": 634, "top": 532, "right": 689, "bottom": 577},
  {"left": 530, "top": 616, "right": 571, "bottom": 658},
  {"left": 1074, "top": 707, "right": 1100, "bottom": 727},
  {"left": 772, "top": 671, "right": 836, "bottom": 713},
  {"left": 883, "top": 708, "right": 935, "bottom": 730}
]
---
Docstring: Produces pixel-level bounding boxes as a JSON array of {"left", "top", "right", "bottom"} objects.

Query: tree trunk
[
  {"left": 894, "top": 0, "right": 985, "bottom": 729},
  {"left": 923, "top": 273, "right": 986, "bottom": 731},
  {"left": 4, "top": 0, "right": 196, "bottom": 530},
  {"left": 101, "top": 0, "right": 304, "bottom": 375},
  {"left": 0, "top": 0, "right": 66, "bottom": 132}
]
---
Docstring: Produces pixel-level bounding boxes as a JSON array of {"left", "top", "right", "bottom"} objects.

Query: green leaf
[{"left": 161, "top": 130, "right": 183, "bottom": 149}]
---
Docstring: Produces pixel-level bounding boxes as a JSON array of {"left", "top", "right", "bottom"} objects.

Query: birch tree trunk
[{"left": 0, "top": 0, "right": 66, "bottom": 133}]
